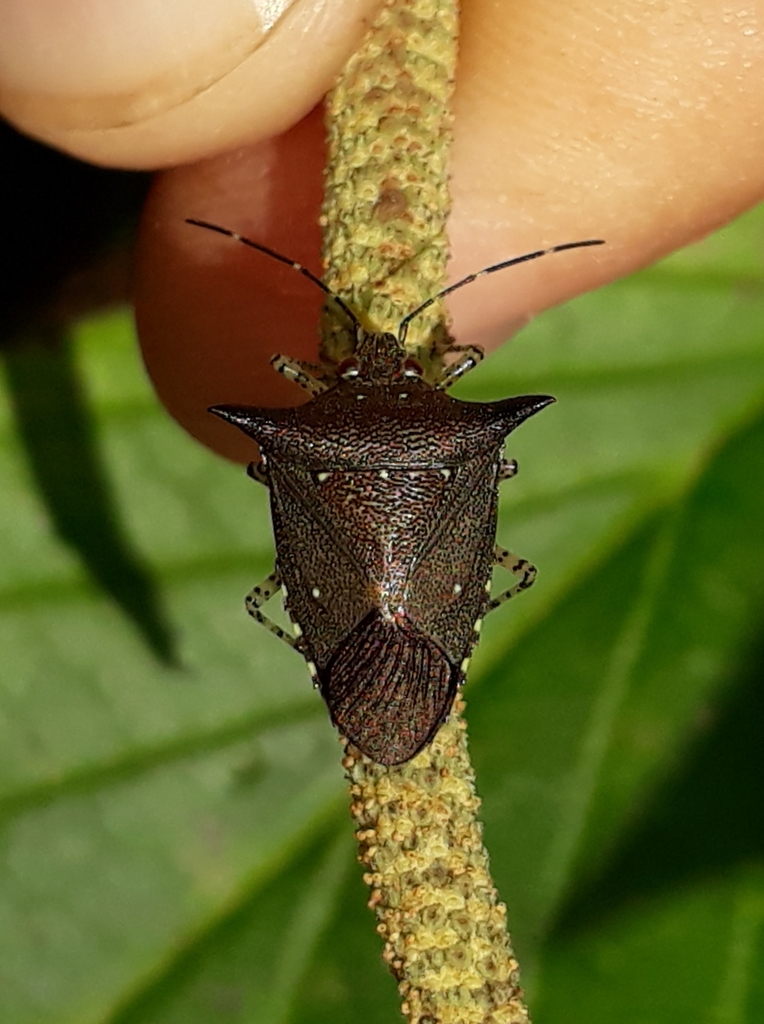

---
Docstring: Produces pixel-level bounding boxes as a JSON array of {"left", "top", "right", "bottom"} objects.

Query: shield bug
[{"left": 187, "top": 219, "right": 603, "bottom": 764}]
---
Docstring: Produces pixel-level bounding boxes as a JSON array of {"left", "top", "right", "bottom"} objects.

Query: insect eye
[{"left": 337, "top": 358, "right": 360, "bottom": 379}]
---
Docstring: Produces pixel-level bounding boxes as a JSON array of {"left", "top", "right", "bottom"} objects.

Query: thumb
[{"left": 0, "top": 0, "right": 380, "bottom": 168}]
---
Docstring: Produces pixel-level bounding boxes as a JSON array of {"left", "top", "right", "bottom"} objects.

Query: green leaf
[{"left": 1, "top": 205, "right": 764, "bottom": 1023}]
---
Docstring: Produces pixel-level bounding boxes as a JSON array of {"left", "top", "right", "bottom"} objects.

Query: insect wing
[
  {"left": 406, "top": 451, "right": 499, "bottom": 664},
  {"left": 323, "top": 609, "right": 458, "bottom": 765},
  {"left": 266, "top": 459, "right": 372, "bottom": 667}
]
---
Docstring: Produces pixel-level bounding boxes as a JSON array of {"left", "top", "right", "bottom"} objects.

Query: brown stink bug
[{"left": 187, "top": 220, "right": 603, "bottom": 765}]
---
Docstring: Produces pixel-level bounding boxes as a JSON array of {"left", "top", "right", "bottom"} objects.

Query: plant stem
[
  {"left": 344, "top": 699, "right": 530, "bottom": 1024},
  {"left": 320, "top": 2, "right": 532, "bottom": 1021},
  {"left": 320, "top": 0, "right": 456, "bottom": 374}
]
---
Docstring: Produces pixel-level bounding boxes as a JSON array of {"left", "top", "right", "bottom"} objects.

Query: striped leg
[
  {"left": 499, "top": 458, "right": 518, "bottom": 481},
  {"left": 246, "top": 461, "right": 269, "bottom": 486},
  {"left": 245, "top": 570, "right": 297, "bottom": 648},
  {"left": 435, "top": 345, "right": 485, "bottom": 389},
  {"left": 271, "top": 355, "right": 328, "bottom": 397},
  {"left": 489, "top": 546, "right": 537, "bottom": 609}
]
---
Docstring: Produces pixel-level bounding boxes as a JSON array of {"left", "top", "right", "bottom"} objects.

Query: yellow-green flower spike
[{"left": 320, "top": 0, "right": 458, "bottom": 374}]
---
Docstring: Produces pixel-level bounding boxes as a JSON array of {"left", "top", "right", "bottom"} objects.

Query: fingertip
[
  {"left": 134, "top": 106, "right": 326, "bottom": 461},
  {"left": 446, "top": 0, "right": 764, "bottom": 349},
  {"left": 0, "top": 0, "right": 381, "bottom": 168}
]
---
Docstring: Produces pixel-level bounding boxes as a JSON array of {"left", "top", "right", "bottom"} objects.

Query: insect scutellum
[{"left": 188, "top": 217, "right": 604, "bottom": 764}]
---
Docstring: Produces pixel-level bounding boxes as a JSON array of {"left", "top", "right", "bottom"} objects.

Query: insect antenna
[
  {"left": 186, "top": 218, "right": 363, "bottom": 334},
  {"left": 398, "top": 238, "right": 605, "bottom": 346}
]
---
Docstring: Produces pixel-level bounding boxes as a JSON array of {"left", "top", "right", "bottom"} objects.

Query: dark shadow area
[
  {"left": 2, "top": 328, "right": 179, "bottom": 665},
  {"left": 554, "top": 621, "right": 764, "bottom": 937},
  {"left": 1, "top": 121, "right": 175, "bottom": 663},
  {"left": 0, "top": 119, "right": 149, "bottom": 341}
]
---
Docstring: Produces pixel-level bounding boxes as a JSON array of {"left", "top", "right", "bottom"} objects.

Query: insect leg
[
  {"left": 434, "top": 345, "right": 485, "bottom": 390},
  {"left": 489, "top": 546, "right": 537, "bottom": 609},
  {"left": 499, "top": 458, "right": 518, "bottom": 481},
  {"left": 289, "top": 359, "right": 328, "bottom": 378},
  {"left": 246, "top": 461, "right": 269, "bottom": 487},
  {"left": 245, "top": 570, "right": 298, "bottom": 648},
  {"left": 271, "top": 355, "right": 329, "bottom": 397}
]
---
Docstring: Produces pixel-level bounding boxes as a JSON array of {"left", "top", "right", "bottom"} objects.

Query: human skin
[{"left": 2, "top": 0, "right": 763, "bottom": 461}]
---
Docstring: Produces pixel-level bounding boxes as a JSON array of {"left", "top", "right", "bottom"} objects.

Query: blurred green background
[{"left": 0, "top": 121, "right": 762, "bottom": 1024}]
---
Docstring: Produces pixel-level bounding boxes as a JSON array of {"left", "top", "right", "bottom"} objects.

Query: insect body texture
[{"left": 212, "top": 332, "right": 553, "bottom": 765}]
